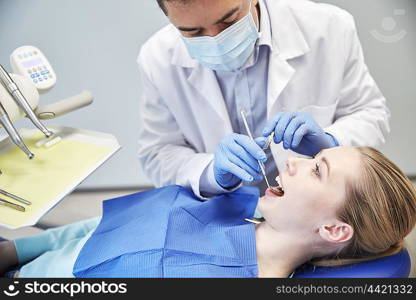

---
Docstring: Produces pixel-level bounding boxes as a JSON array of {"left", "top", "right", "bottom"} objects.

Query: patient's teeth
[{"left": 275, "top": 176, "right": 284, "bottom": 191}]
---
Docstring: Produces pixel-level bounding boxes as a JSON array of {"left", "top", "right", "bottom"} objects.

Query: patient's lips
[{"left": 266, "top": 186, "right": 284, "bottom": 197}]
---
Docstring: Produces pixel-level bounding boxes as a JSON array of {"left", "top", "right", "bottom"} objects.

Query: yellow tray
[{"left": 0, "top": 126, "right": 120, "bottom": 229}]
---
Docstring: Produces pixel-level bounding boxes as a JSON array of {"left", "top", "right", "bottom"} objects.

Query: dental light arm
[{"left": 35, "top": 91, "right": 93, "bottom": 120}]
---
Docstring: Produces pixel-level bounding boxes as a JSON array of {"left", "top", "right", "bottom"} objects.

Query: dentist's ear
[{"left": 318, "top": 222, "right": 354, "bottom": 244}]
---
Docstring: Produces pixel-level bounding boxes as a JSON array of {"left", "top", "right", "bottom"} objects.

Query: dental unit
[
  {"left": 0, "top": 46, "right": 98, "bottom": 216},
  {"left": 0, "top": 46, "right": 93, "bottom": 159}
]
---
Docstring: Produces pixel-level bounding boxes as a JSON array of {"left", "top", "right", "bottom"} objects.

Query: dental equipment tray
[{"left": 0, "top": 125, "right": 120, "bottom": 229}]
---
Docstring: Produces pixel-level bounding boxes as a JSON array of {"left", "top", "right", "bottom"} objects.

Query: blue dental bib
[{"left": 73, "top": 185, "right": 259, "bottom": 278}]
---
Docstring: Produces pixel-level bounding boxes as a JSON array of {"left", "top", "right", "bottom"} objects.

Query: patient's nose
[
  {"left": 287, "top": 157, "right": 311, "bottom": 176},
  {"left": 286, "top": 157, "right": 297, "bottom": 176}
]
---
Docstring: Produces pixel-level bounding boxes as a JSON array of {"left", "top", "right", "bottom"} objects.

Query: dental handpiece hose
[
  {"left": 0, "top": 101, "right": 34, "bottom": 159},
  {"left": 0, "top": 65, "right": 53, "bottom": 138}
]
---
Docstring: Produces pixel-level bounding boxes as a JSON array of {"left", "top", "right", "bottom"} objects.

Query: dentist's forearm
[{"left": 199, "top": 161, "right": 242, "bottom": 198}]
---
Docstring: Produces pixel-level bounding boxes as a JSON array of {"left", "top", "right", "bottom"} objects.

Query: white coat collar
[
  {"left": 265, "top": 0, "right": 310, "bottom": 60},
  {"left": 258, "top": 0, "right": 272, "bottom": 48},
  {"left": 170, "top": 0, "right": 311, "bottom": 67}
]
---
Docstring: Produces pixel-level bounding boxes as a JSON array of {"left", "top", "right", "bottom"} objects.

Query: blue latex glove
[
  {"left": 262, "top": 112, "right": 339, "bottom": 157},
  {"left": 213, "top": 134, "right": 267, "bottom": 189}
]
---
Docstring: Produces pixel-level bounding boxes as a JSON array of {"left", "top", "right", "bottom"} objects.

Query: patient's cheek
[{"left": 257, "top": 196, "right": 273, "bottom": 212}]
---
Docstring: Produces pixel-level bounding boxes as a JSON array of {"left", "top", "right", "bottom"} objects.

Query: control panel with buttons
[{"left": 10, "top": 46, "right": 57, "bottom": 94}]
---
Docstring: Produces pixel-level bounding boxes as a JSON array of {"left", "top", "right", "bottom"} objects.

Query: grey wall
[
  {"left": 0, "top": 0, "right": 414, "bottom": 189},
  {"left": 314, "top": 0, "right": 416, "bottom": 176}
]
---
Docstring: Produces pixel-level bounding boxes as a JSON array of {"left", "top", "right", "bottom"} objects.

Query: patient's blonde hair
[{"left": 313, "top": 147, "right": 416, "bottom": 266}]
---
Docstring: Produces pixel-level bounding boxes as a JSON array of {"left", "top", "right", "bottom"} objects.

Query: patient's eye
[{"left": 313, "top": 163, "right": 321, "bottom": 178}]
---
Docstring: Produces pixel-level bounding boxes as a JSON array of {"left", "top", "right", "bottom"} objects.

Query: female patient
[{"left": 1, "top": 146, "right": 415, "bottom": 278}]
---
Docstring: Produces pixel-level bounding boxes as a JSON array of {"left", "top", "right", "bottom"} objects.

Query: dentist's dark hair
[
  {"left": 156, "top": 0, "right": 167, "bottom": 14},
  {"left": 156, "top": 0, "right": 192, "bottom": 15}
]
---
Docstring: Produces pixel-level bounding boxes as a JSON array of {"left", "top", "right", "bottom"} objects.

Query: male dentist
[{"left": 137, "top": 0, "right": 390, "bottom": 198}]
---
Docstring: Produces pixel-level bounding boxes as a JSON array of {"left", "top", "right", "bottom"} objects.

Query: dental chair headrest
[{"left": 293, "top": 249, "right": 411, "bottom": 278}]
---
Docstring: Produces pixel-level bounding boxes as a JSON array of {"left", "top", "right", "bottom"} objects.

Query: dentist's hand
[
  {"left": 262, "top": 112, "right": 338, "bottom": 157},
  {"left": 213, "top": 134, "right": 267, "bottom": 189}
]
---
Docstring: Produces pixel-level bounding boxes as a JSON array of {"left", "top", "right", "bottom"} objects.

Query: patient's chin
[
  {"left": 257, "top": 196, "right": 272, "bottom": 213},
  {"left": 257, "top": 196, "right": 265, "bottom": 211}
]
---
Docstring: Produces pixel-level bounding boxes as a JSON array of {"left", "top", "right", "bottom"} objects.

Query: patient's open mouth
[
  {"left": 266, "top": 176, "right": 285, "bottom": 197},
  {"left": 266, "top": 186, "right": 284, "bottom": 197}
]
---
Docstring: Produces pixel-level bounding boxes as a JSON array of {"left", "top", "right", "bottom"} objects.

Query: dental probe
[
  {"left": 0, "top": 101, "right": 34, "bottom": 159},
  {"left": 0, "top": 197, "right": 25, "bottom": 212},
  {"left": 245, "top": 217, "right": 266, "bottom": 224},
  {"left": 262, "top": 132, "right": 274, "bottom": 150},
  {"left": 244, "top": 218, "right": 262, "bottom": 224},
  {"left": 240, "top": 110, "right": 280, "bottom": 193},
  {"left": 0, "top": 189, "right": 31, "bottom": 205},
  {"left": 0, "top": 64, "right": 53, "bottom": 138}
]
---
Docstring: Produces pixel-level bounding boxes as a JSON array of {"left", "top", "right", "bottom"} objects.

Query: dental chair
[
  {"left": 293, "top": 249, "right": 411, "bottom": 278},
  {"left": 0, "top": 237, "right": 411, "bottom": 278}
]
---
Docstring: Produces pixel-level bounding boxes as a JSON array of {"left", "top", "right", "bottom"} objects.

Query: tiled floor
[{"left": 1, "top": 183, "right": 416, "bottom": 277}]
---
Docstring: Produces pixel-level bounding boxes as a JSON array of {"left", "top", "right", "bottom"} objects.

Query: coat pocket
[{"left": 297, "top": 98, "right": 339, "bottom": 128}]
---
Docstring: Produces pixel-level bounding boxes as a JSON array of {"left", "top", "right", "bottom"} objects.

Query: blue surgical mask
[{"left": 181, "top": 1, "right": 260, "bottom": 72}]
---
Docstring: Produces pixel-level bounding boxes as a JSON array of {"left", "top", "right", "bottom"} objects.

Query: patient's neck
[{"left": 255, "top": 222, "right": 314, "bottom": 278}]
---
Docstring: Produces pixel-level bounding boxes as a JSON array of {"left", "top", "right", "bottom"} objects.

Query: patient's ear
[{"left": 318, "top": 222, "right": 354, "bottom": 244}]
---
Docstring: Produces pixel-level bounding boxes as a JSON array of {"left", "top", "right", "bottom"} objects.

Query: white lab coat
[{"left": 137, "top": 0, "right": 390, "bottom": 198}]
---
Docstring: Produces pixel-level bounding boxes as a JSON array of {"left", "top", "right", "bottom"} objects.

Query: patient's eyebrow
[{"left": 315, "top": 151, "right": 330, "bottom": 179}]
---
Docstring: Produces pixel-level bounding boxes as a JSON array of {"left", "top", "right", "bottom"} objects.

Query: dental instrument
[
  {"left": 0, "top": 100, "right": 34, "bottom": 159},
  {"left": 240, "top": 109, "right": 281, "bottom": 195},
  {"left": 0, "top": 64, "right": 54, "bottom": 138},
  {"left": 0, "top": 189, "right": 31, "bottom": 205},
  {"left": 262, "top": 131, "right": 274, "bottom": 150},
  {"left": 35, "top": 135, "right": 62, "bottom": 148},
  {"left": 244, "top": 218, "right": 262, "bottom": 224},
  {"left": 0, "top": 198, "right": 25, "bottom": 212}
]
